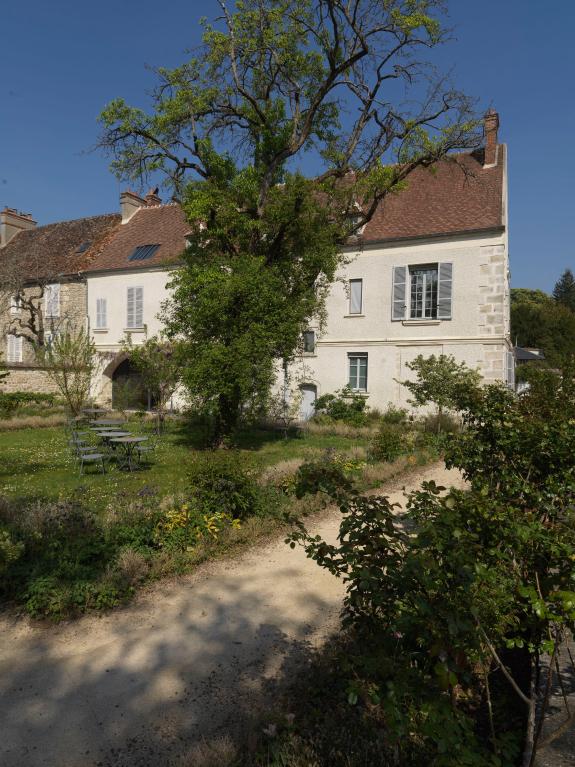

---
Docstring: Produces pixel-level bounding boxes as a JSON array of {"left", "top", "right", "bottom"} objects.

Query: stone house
[{"left": 0, "top": 207, "right": 120, "bottom": 393}]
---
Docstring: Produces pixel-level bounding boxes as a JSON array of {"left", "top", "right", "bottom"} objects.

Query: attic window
[
  {"left": 76, "top": 241, "right": 92, "bottom": 254},
  {"left": 128, "top": 244, "right": 160, "bottom": 261}
]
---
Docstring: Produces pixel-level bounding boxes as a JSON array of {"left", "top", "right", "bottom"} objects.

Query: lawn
[{"left": 0, "top": 419, "right": 372, "bottom": 510}]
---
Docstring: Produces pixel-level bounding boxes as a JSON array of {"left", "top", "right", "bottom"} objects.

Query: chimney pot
[
  {"left": 484, "top": 109, "right": 500, "bottom": 167},
  {"left": 145, "top": 187, "right": 162, "bottom": 207}
]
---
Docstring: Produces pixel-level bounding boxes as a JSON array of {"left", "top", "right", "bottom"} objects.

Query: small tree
[
  {"left": 399, "top": 354, "right": 481, "bottom": 432},
  {"left": 122, "top": 335, "right": 181, "bottom": 433},
  {"left": 552, "top": 268, "right": 575, "bottom": 312},
  {"left": 34, "top": 326, "right": 96, "bottom": 415}
]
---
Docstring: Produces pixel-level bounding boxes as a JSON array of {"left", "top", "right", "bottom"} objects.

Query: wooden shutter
[
  {"left": 392, "top": 266, "right": 407, "bottom": 320},
  {"left": 134, "top": 287, "right": 143, "bottom": 327},
  {"left": 7, "top": 334, "right": 21, "bottom": 363},
  {"left": 45, "top": 283, "right": 60, "bottom": 318},
  {"left": 96, "top": 298, "right": 107, "bottom": 328},
  {"left": 350, "top": 279, "right": 363, "bottom": 314},
  {"left": 437, "top": 262, "right": 453, "bottom": 319}
]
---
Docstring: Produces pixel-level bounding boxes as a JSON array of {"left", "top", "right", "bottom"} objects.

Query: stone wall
[{"left": 478, "top": 243, "right": 510, "bottom": 382}]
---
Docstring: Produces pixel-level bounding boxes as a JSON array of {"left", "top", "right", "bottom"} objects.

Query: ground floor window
[
  {"left": 303, "top": 330, "right": 315, "bottom": 354},
  {"left": 348, "top": 353, "right": 367, "bottom": 391}
]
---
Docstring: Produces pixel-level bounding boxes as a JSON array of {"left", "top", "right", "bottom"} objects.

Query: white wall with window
[
  {"left": 87, "top": 269, "right": 173, "bottom": 351},
  {"left": 286, "top": 229, "right": 511, "bottom": 412}
]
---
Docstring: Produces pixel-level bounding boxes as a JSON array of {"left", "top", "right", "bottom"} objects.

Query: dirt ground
[{"left": 0, "top": 463, "right": 465, "bottom": 767}]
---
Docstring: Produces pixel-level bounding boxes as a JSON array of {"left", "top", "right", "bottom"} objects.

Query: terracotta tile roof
[
  {"left": 360, "top": 146, "right": 505, "bottom": 243},
  {"left": 82, "top": 147, "right": 505, "bottom": 274},
  {"left": 0, "top": 213, "right": 121, "bottom": 282},
  {"left": 85, "top": 204, "right": 190, "bottom": 273}
]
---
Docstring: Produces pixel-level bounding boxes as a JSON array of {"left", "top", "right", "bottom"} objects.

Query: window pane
[
  {"left": 409, "top": 266, "right": 438, "bottom": 319},
  {"left": 348, "top": 355, "right": 367, "bottom": 391},
  {"left": 350, "top": 279, "right": 363, "bottom": 314},
  {"left": 303, "top": 330, "right": 315, "bottom": 353}
]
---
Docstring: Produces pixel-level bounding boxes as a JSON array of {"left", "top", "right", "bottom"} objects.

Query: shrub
[
  {"left": 313, "top": 387, "right": 369, "bottom": 426},
  {"left": 380, "top": 402, "right": 408, "bottom": 425},
  {"left": 0, "top": 527, "right": 23, "bottom": 574},
  {"left": 368, "top": 423, "right": 405, "bottom": 462},
  {"left": 421, "top": 411, "right": 460, "bottom": 434},
  {"left": 187, "top": 450, "right": 262, "bottom": 521},
  {"left": 0, "top": 391, "right": 59, "bottom": 418}
]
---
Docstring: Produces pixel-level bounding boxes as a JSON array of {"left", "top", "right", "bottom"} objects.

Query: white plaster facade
[
  {"left": 86, "top": 267, "right": 176, "bottom": 405},
  {"left": 288, "top": 228, "right": 512, "bottom": 414}
]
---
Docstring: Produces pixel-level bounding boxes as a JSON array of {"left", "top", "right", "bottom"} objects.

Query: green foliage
[
  {"left": 511, "top": 287, "right": 575, "bottom": 367},
  {"left": 99, "top": 0, "right": 479, "bottom": 440},
  {"left": 400, "top": 354, "right": 481, "bottom": 431},
  {"left": 0, "top": 528, "right": 23, "bottom": 574},
  {"left": 0, "top": 391, "right": 58, "bottom": 418},
  {"left": 34, "top": 326, "right": 96, "bottom": 415},
  {"left": 552, "top": 268, "right": 575, "bottom": 312},
  {"left": 368, "top": 423, "right": 405, "bottom": 462},
  {"left": 288, "top": 366, "right": 575, "bottom": 764},
  {"left": 314, "top": 387, "right": 369, "bottom": 426},
  {"left": 123, "top": 334, "right": 181, "bottom": 432},
  {"left": 187, "top": 450, "right": 263, "bottom": 522},
  {"left": 381, "top": 403, "right": 409, "bottom": 425}
]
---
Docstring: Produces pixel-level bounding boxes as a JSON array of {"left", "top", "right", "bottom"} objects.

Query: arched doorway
[
  {"left": 112, "top": 358, "right": 152, "bottom": 410},
  {"left": 299, "top": 383, "right": 317, "bottom": 421}
]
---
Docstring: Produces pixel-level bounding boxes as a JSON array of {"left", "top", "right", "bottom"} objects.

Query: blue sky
[{"left": 0, "top": 1, "right": 573, "bottom": 291}]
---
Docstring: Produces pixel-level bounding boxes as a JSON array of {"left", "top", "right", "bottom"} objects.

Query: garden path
[{"left": 0, "top": 463, "right": 464, "bottom": 767}]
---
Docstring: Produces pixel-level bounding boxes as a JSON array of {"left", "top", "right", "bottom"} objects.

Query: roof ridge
[{"left": 29, "top": 212, "right": 120, "bottom": 232}]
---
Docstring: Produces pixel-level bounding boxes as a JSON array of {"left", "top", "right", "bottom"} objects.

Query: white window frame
[
  {"left": 95, "top": 298, "right": 107, "bottom": 329},
  {"left": 44, "top": 283, "right": 60, "bottom": 319},
  {"left": 348, "top": 353, "right": 368, "bottom": 392},
  {"left": 127, "top": 286, "right": 144, "bottom": 328},
  {"left": 7, "top": 334, "right": 22, "bottom": 363},
  {"left": 409, "top": 264, "right": 438, "bottom": 320},
  {"left": 349, "top": 279, "right": 363, "bottom": 315}
]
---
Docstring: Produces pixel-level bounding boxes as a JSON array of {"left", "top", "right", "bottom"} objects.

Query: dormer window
[{"left": 128, "top": 244, "right": 160, "bottom": 261}]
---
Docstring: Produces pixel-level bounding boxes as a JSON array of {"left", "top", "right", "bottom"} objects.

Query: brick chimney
[
  {"left": 0, "top": 207, "right": 37, "bottom": 248},
  {"left": 120, "top": 190, "right": 146, "bottom": 224},
  {"left": 484, "top": 109, "right": 500, "bottom": 167},
  {"left": 145, "top": 187, "right": 162, "bottom": 207}
]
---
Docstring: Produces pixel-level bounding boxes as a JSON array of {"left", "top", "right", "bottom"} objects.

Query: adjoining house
[
  {"left": 83, "top": 190, "right": 191, "bottom": 409},
  {"left": 0, "top": 207, "right": 120, "bottom": 393},
  {"left": 0, "top": 109, "right": 512, "bottom": 416}
]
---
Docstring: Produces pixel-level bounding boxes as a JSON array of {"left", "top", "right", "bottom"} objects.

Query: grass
[{"left": 0, "top": 419, "right": 373, "bottom": 511}]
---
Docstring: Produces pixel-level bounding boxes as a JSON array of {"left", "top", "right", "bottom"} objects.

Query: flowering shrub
[{"left": 155, "top": 501, "right": 240, "bottom": 550}]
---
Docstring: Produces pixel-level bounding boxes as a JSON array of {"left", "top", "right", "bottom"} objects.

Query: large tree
[
  {"left": 552, "top": 268, "right": 575, "bottom": 312},
  {"left": 99, "top": 0, "right": 480, "bottom": 440}
]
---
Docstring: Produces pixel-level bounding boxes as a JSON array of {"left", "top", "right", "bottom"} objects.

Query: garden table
[
  {"left": 90, "top": 419, "right": 126, "bottom": 427},
  {"left": 109, "top": 436, "right": 148, "bottom": 471},
  {"left": 83, "top": 408, "right": 108, "bottom": 416}
]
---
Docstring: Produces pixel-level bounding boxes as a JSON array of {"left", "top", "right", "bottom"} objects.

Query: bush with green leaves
[
  {"left": 0, "top": 391, "right": 58, "bottom": 419},
  {"left": 289, "top": 364, "right": 575, "bottom": 765},
  {"left": 380, "top": 403, "right": 408, "bottom": 425},
  {"left": 368, "top": 422, "right": 405, "bottom": 463},
  {"left": 187, "top": 450, "right": 263, "bottom": 521},
  {"left": 314, "top": 387, "right": 369, "bottom": 426}
]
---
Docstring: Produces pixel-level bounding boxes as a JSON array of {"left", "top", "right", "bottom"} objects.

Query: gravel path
[{"left": 0, "top": 463, "right": 464, "bottom": 767}]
